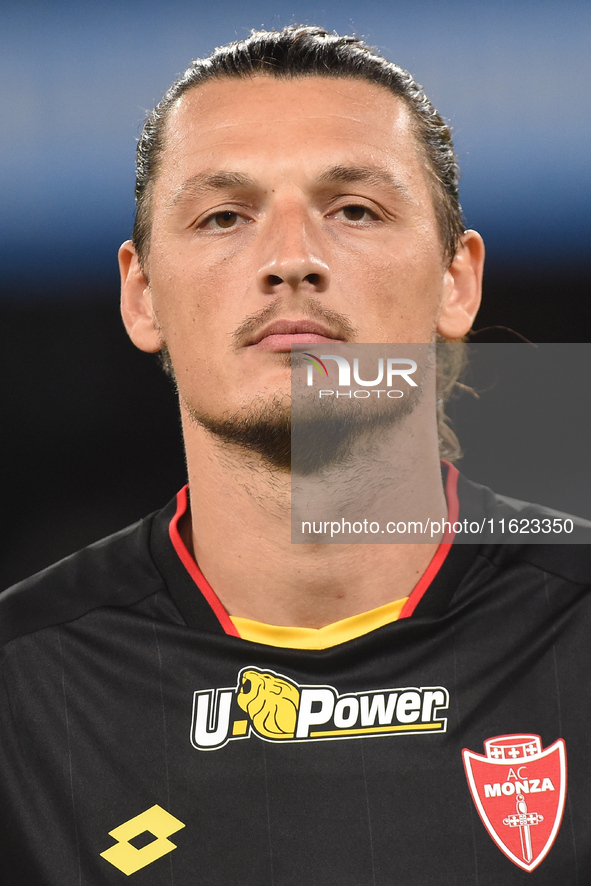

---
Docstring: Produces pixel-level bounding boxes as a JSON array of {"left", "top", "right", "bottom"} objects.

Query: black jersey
[{"left": 1, "top": 470, "right": 591, "bottom": 884}]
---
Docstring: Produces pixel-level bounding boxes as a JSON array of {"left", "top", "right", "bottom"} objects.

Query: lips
[{"left": 249, "top": 319, "right": 346, "bottom": 351}]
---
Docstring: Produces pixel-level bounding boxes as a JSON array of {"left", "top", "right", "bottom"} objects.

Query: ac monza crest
[{"left": 462, "top": 734, "right": 566, "bottom": 872}]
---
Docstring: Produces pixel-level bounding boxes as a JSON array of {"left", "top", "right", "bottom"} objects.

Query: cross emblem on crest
[{"left": 503, "top": 793, "right": 544, "bottom": 864}]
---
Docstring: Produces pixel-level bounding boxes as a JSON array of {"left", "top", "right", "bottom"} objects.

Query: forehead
[{"left": 156, "top": 75, "right": 428, "bottom": 194}]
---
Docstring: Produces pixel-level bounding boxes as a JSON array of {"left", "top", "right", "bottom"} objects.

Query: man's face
[{"left": 122, "top": 75, "right": 481, "bottom": 431}]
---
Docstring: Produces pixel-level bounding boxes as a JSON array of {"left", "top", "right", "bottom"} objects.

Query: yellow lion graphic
[{"left": 237, "top": 669, "right": 300, "bottom": 739}]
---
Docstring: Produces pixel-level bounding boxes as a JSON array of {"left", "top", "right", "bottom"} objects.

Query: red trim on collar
[
  {"left": 398, "top": 461, "right": 459, "bottom": 619},
  {"left": 169, "top": 485, "right": 240, "bottom": 637},
  {"left": 170, "top": 463, "right": 459, "bottom": 635}
]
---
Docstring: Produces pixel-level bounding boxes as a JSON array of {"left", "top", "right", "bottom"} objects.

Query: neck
[{"left": 180, "top": 399, "right": 448, "bottom": 629}]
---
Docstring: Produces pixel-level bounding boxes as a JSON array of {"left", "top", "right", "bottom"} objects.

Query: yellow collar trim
[{"left": 230, "top": 597, "right": 409, "bottom": 650}]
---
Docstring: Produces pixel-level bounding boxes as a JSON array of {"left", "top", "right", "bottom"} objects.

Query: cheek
[
  {"left": 340, "top": 243, "right": 444, "bottom": 339},
  {"left": 149, "top": 264, "right": 223, "bottom": 345},
  {"left": 147, "top": 274, "right": 252, "bottom": 414},
  {"left": 148, "top": 233, "right": 254, "bottom": 331}
]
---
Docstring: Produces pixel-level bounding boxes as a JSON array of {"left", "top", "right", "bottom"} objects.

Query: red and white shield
[{"left": 462, "top": 734, "right": 567, "bottom": 872}]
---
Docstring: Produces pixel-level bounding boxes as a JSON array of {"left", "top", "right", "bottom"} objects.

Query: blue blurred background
[{"left": 2, "top": 0, "right": 590, "bottom": 585}]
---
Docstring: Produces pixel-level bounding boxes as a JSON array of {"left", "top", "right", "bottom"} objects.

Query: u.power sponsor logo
[{"left": 190, "top": 667, "right": 449, "bottom": 751}]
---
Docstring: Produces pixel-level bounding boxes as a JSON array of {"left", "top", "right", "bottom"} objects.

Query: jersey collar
[{"left": 150, "top": 464, "right": 483, "bottom": 638}]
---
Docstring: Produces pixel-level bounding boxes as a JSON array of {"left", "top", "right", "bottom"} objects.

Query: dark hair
[
  {"left": 136, "top": 25, "right": 468, "bottom": 461},
  {"left": 132, "top": 25, "right": 464, "bottom": 268}
]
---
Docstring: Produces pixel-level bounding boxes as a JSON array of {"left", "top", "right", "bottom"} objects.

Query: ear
[
  {"left": 119, "top": 240, "right": 162, "bottom": 353},
  {"left": 436, "top": 230, "right": 485, "bottom": 339}
]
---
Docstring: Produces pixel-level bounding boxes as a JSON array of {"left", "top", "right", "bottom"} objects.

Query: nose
[{"left": 256, "top": 205, "right": 331, "bottom": 295}]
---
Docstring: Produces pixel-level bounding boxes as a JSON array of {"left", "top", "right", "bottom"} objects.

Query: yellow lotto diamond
[{"left": 100, "top": 804, "right": 185, "bottom": 875}]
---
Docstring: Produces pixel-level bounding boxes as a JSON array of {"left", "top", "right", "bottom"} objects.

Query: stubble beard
[
  {"left": 187, "top": 391, "right": 293, "bottom": 472},
  {"left": 182, "top": 371, "right": 425, "bottom": 476}
]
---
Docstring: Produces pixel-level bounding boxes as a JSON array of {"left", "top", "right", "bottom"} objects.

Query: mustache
[{"left": 231, "top": 297, "right": 358, "bottom": 349}]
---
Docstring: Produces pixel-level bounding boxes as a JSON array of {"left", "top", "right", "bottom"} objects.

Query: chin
[{"left": 184, "top": 394, "right": 293, "bottom": 472}]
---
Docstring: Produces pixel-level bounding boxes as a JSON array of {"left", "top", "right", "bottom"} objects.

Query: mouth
[{"left": 248, "top": 319, "right": 347, "bottom": 352}]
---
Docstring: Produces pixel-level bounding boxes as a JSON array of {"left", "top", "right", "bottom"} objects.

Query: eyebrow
[
  {"left": 316, "top": 165, "right": 413, "bottom": 201},
  {"left": 168, "top": 164, "right": 412, "bottom": 210},
  {"left": 168, "top": 171, "right": 258, "bottom": 209}
]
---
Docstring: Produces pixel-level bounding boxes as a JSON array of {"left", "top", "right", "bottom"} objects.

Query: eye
[
  {"left": 200, "top": 210, "right": 247, "bottom": 230},
  {"left": 333, "top": 204, "right": 378, "bottom": 223}
]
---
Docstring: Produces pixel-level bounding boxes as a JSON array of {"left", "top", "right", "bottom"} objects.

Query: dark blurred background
[{"left": 2, "top": 0, "right": 590, "bottom": 587}]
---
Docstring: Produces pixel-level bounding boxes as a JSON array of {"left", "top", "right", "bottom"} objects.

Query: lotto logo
[{"left": 100, "top": 805, "right": 185, "bottom": 875}]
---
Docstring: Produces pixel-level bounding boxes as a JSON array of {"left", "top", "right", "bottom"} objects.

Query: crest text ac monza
[{"left": 462, "top": 734, "right": 567, "bottom": 872}]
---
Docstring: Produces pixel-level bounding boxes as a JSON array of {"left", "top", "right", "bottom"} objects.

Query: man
[{"left": 1, "top": 25, "right": 589, "bottom": 884}]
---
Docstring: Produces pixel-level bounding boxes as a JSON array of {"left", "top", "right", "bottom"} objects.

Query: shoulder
[
  {"left": 0, "top": 510, "right": 165, "bottom": 649},
  {"left": 457, "top": 471, "right": 591, "bottom": 585}
]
